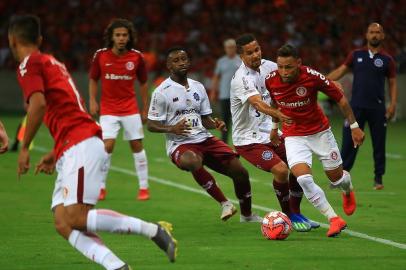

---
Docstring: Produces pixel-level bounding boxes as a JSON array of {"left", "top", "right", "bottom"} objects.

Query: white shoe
[
  {"left": 240, "top": 213, "right": 262, "bottom": 223},
  {"left": 220, "top": 201, "right": 237, "bottom": 221}
]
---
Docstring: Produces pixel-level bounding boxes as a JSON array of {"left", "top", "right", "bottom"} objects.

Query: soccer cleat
[
  {"left": 152, "top": 221, "right": 178, "bottom": 263},
  {"left": 114, "top": 264, "right": 132, "bottom": 270},
  {"left": 342, "top": 191, "right": 356, "bottom": 216},
  {"left": 137, "top": 188, "right": 150, "bottom": 201},
  {"left": 98, "top": 188, "right": 107, "bottom": 201},
  {"left": 373, "top": 184, "right": 384, "bottom": 190},
  {"left": 240, "top": 213, "right": 263, "bottom": 223},
  {"left": 297, "top": 214, "right": 320, "bottom": 229},
  {"left": 289, "top": 214, "right": 311, "bottom": 232},
  {"left": 327, "top": 216, "right": 347, "bottom": 237},
  {"left": 220, "top": 201, "right": 237, "bottom": 221}
]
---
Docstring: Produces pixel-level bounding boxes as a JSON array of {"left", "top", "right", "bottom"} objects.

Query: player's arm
[
  {"left": 386, "top": 76, "right": 398, "bottom": 120},
  {"left": 270, "top": 102, "right": 281, "bottom": 146},
  {"left": 88, "top": 78, "right": 99, "bottom": 118},
  {"left": 139, "top": 82, "right": 149, "bottom": 124},
  {"left": 18, "top": 92, "right": 47, "bottom": 176},
  {"left": 201, "top": 115, "right": 226, "bottom": 131},
  {"left": 247, "top": 95, "right": 292, "bottom": 124},
  {"left": 337, "top": 96, "right": 365, "bottom": 148},
  {"left": 327, "top": 64, "right": 349, "bottom": 81},
  {"left": 210, "top": 74, "right": 220, "bottom": 102},
  {"left": 0, "top": 120, "right": 9, "bottom": 154},
  {"left": 147, "top": 119, "right": 191, "bottom": 136}
]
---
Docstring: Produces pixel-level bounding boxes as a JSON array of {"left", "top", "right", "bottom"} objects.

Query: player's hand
[
  {"left": 89, "top": 99, "right": 99, "bottom": 118},
  {"left": 0, "top": 125, "right": 9, "bottom": 154},
  {"left": 35, "top": 152, "right": 56, "bottom": 175},
  {"left": 141, "top": 108, "right": 148, "bottom": 124},
  {"left": 270, "top": 129, "right": 280, "bottom": 147},
  {"left": 351, "top": 127, "right": 365, "bottom": 148},
  {"left": 170, "top": 118, "right": 192, "bottom": 136},
  {"left": 276, "top": 111, "right": 293, "bottom": 125},
  {"left": 386, "top": 104, "right": 396, "bottom": 120},
  {"left": 17, "top": 148, "right": 30, "bottom": 178},
  {"left": 214, "top": 118, "right": 226, "bottom": 132}
]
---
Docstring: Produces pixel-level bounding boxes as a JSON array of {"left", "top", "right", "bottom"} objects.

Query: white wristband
[
  {"left": 272, "top": 122, "right": 279, "bottom": 129},
  {"left": 350, "top": 122, "right": 359, "bottom": 129}
]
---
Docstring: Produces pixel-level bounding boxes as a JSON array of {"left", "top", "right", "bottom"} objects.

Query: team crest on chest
[
  {"left": 296, "top": 86, "right": 307, "bottom": 96},
  {"left": 262, "top": 150, "right": 273, "bottom": 160},
  {"left": 126, "top": 61, "right": 135, "bottom": 70},
  {"left": 193, "top": 92, "right": 200, "bottom": 101},
  {"left": 374, "top": 58, "right": 383, "bottom": 68}
]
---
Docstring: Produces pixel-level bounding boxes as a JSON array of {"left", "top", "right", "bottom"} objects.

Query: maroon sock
[
  {"left": 288, "top": 173, "right": 303, "bottom": 214},
  {"left": 192, "top": 167, "right": 227, "bottom": 203},
  {"left": 273, "top": 180, "right": 290, "bottom": 215},
  {"left": 232, "top": 179, "right": 252, "bottom": 217}
]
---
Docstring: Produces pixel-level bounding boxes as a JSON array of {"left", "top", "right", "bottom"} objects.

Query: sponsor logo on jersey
[
  {"left": 173, "top": 97, "right": 179, "bottom": 102},
  {"left": 296, "top": 86, "right": 307, "bottom": 96},
  {"left": 305, "top": 68, "right": 330, "bottom": 86},
  {"left": 374, "top": 58, "right": 383, "bottom": 67},
  {"left": 104, "top": 73, "right": 133, "bottom": 80},
  {"left": 276, "top": 98, "right": 311, "bottom": 108},
  {"left": 330, "top": 151, "right": 338, "bottom": 160},
  {"left": 193, "top": 92, "right": 200, "bottom": 101},
  {"left": 262, "top": 150, "right": 273, "bottom": 160},
  {"left": 126, "top": 61, "right": 135, "bottom": 70},
  {"left": 175, "top": 108, "right": 200, "bottom": 116}
]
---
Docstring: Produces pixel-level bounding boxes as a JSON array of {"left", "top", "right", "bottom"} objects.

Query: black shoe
[
  {"left": 152, "top": 221, "right": 178, "bottom": 263},
  {"left": 115, "top": 264, "right": 132, "bottom": 270}
]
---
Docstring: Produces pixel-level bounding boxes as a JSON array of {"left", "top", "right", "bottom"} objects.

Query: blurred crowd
[{"left": 1, "top": 0, "right": 405, "bottom": 83}]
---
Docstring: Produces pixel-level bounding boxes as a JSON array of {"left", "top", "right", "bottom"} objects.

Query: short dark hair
[
  {"left": 166, "top": 46, "right": 187, "bottom": 59},
  {"left": 277, "top": 44, "right": 299, "bottom": 58},
  {"left": 235, "top": 33, "right": 256, "bottom": 54},
  {"left": 104, "top": 18, "right": 136, "bottom": 50},
  {"left": 8, "top": 15, "right": 41, "bottom": 45}
]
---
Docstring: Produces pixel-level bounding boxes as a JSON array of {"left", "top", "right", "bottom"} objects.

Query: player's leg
[
  {"left": 367, "top": 107, "right": 386, "bottom": 189},
  {"left": 122, "top": 114, "right": 150, "bottom": 199},
  {"left": 172, "top": 144, "right": 231, "bottom": 219},
  {"left": 341, "top": 107, "right": 366, "bottom": 172},
  {"left": 99, "top": 115, "right": 121, "bottom": 200}
]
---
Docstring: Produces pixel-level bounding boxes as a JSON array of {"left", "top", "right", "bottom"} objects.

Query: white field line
[
  {"left": 33, "top": 146, "right": 406, "bottom": 250},
  {"left": 386, "top": 153, "right": 403, "bottom": 159}
]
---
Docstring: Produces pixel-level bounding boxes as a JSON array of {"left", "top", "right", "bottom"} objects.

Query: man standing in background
[
  {"left": 210, "top": 39, "right": 241, "bottom": 143},
  {"left": 328, "top": 23, "right": 398, "bottom": 190}
]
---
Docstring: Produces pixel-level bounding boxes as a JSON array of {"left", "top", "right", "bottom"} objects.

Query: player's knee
[
  {"left": 271, "top": 162, "right": 289, "bottom": 183},
  {"left": 179, "top": 152, "right": 202, "bottom": 171}
]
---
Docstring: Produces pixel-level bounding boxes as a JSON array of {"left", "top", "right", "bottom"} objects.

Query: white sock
[
  {"left": 68, "top": 230, "right": 125, "bottom": 270},
  {"left": 297, "top": 174, "right": 337, "bottom": 220},
  {"left": 330, "top": 170, "right": 353, "bottom": 195},
  {"left": 101, "top": 153, "right": 112, "bottom": 190},
  {"left": 133, "top": 150, "right": 149, "bottom": 189},
  {"left": 87, "top": 209, "right": 158, "bottom": 238}
]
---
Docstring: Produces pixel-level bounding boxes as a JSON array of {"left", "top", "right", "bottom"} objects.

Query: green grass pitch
[{"left": 0, "top": 115, "right": 405, "bottom": 269}]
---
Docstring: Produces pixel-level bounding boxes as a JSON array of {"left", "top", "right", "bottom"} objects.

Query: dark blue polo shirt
[{"left": 344, "top": 48, "right": 396, "bottom": 109}]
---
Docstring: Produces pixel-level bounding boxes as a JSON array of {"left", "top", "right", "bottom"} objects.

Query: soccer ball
[{"left": 261, "top": 211, "right": 292, "bottom": 240}]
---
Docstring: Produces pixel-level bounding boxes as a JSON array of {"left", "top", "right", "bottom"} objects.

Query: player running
[
  {"left": 89, "top": 19, "right": 150, "bottom": 201},
  {"left": 230, "top": 34, "right": 318, "bottom": 232},
  {"left": 10, "top": 15, "right": 177, "bottom": 269},
  {"left": 147, "top": 47, "right": 260, "bottom": 222},
  {"left": 265, "top": 44, "right": 364, "bottom": 237}
]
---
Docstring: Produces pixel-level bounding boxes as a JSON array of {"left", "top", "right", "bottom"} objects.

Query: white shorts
[
  {"left": 100, "top": 114, "right": 144, "bottom": 141},
  {"left": 51, "top": 136, "right": 108, "bottom": 209},
  {"left": 285, "top": 128, "right": 342, "bottom": 170}
]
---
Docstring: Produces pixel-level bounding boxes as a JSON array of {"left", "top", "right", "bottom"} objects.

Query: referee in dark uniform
[{"left": 328, "top": 22, "right": 398, "bottom": 190}]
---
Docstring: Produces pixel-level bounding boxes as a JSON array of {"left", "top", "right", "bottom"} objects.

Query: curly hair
[{"left": 103, "top": 18, "right": 136, "bottom": 50}]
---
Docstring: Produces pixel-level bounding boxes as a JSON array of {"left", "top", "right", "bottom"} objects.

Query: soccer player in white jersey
[
  {"left": 230, "top": 34, "right": 319, "bottom": 232},
  {"left": 147, "top": 47, "right": 260, "bottom": 222},
  {"left": 265, "top": 44, "right": 364, "bottom": 237}
]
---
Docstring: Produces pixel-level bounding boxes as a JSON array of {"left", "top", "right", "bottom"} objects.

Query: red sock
[
  {"left": 288, "top": 173, "right": 303, "bottom": 214},
  {"left": 192, "top": 167, "right": 227, "bottom": 203},
  {"left": 273, "top": 180, "right": 290, "bottom": 215}
]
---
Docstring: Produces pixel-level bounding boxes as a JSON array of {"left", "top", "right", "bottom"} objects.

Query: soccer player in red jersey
[
  {"left": 89, "top": 19, "right": 150, "bottom": 201},
  {"left": 265, "top": 44, "right": 365, "bottom": 237},
  {"left": 147, "top": 47, "right": 260, "bottom": 222},
  {"left": 10, "top": 15, "right": 176, "bottom": 269},
  {"left": 0, "top": 120, "right": 8, "bottom": 154}
]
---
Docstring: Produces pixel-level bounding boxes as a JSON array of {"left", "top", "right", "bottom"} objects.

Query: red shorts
[
  {"left": 171, "top": 137, "right": 238, "bottom": 173},
  {"left": 235, "top": 139, "right": 287, "bottom": 172}
]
